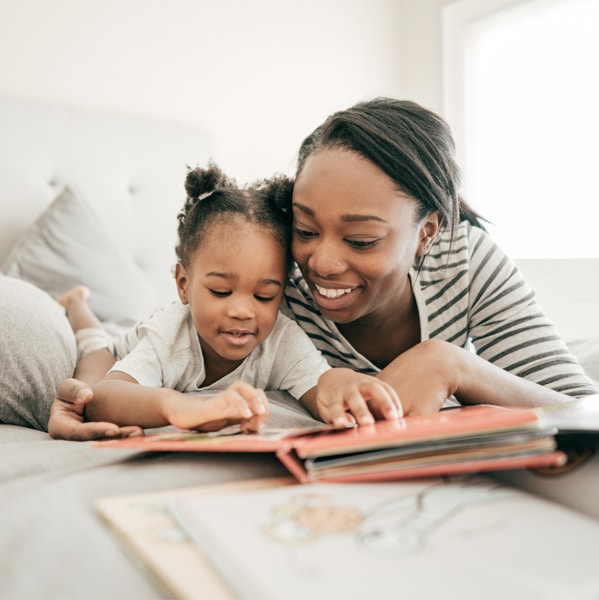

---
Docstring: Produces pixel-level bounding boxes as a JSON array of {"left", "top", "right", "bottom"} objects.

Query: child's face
[{"left": 175, "top": 218, "right": 286, "bottom": 367}]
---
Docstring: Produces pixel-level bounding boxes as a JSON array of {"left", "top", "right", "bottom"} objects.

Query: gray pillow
[
  {"left": 1, "top": 187, "right": 157, "bottom": 326},
  {"left": 0, "top": 276, "right": 77, "bottom": 430}
]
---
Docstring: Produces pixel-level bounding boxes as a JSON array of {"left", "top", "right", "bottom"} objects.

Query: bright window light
[{"left": 445, "top": 0, "right": 599, "bottom": 258}]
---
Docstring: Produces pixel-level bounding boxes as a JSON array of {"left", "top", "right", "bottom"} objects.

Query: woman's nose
[{"left": 307, "top": 240, "right": 345, "bottom": 276}]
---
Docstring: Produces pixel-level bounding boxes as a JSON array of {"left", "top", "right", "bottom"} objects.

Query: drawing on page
[{"left": 262, "top": 476, "right": 518, "bottom": 556}]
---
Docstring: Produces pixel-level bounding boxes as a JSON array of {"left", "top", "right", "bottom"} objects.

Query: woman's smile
[
  {"left": 313, "top": 283, "right": 357, "bottom": 299},
  {"left": 311, "top": 282, "right": 360, "bottom": 310}
]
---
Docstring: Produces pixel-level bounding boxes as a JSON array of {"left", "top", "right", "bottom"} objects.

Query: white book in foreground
[{"left": 168, "top": 474, "right": 599, "bottom": 600}]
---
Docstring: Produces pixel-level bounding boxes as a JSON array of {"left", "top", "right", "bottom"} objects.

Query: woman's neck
[{"left": 337, "top": 285, "right": 421, "bottom": 369}]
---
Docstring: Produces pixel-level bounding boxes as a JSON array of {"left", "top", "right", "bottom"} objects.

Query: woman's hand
[
  {"left": 164, "top": 381, "right": 271, "bottom": 433},
  {"left": 377, "top": 340, "right": 460, "bottom": 416},
  {"left": 314, "top": 368, "right": 403, "bottom": 428},
  {"left": 48, "top": 378, "right": 143, "bottom": 440}
]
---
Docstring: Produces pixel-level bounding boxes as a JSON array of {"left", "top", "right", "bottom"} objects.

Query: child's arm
[
  {"left": 87, "top": 373, "right": 270, "bottom": 432},
  {"left": 300, "top": 368, "right": 403, "bottom": 428}
]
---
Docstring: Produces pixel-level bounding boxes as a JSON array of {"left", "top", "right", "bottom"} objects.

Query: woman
[{"left": 48, "top": 98, "right": 598, "bottom": 439}]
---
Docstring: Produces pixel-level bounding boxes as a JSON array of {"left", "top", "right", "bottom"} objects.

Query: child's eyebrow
[
  {"left": 260, "top": 279, "right": 283, "bottom": 287},
  {"left": 205, "top": 272, "right": 283, "bottom": 287}
]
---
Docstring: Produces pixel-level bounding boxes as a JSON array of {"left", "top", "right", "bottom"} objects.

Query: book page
[
  {"left": 170, "top": 475, "right": 599, "bottom": 599},
  {"left": 96, "top": 477, "right": 296, "bottom": 599}
]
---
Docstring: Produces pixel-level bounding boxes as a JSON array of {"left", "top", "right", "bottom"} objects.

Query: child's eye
[
  {"left": 345, "top": 238, "right": 380, "bottom": 250},
  {"left": 292, "top": 227, "right": 317, "bottom": 240},
  {"left": 210, "top": 290, "right": 231, "bottom": 298},
  {"left": 254, "top": 295, "right": 276, "bottom": 303}
]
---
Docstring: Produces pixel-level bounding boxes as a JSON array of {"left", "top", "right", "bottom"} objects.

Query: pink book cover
[{"left": 96, "top": 404, "right": 566, "bottom": 481}]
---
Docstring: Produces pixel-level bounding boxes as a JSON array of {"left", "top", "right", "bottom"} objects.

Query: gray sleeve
[
  {"left": 465, "top": 228, "right": 598, "bottom": 397},
  {"left": 0, "top": 276, "right": 77, "bottom": 430}
]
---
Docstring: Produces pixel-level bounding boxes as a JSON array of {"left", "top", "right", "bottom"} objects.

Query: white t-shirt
[{"left": 110, "top": 302, "right": 330, "bottom": 400}]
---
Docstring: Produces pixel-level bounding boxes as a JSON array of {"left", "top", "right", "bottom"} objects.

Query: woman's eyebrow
[
  {"left": 293, "top": 202, "right": 387, "bottom": 223},
  {"left": 342, "top": 214, "right": 387, "bottom": 223},
  {"left": 292, "top": 202, "right": 314, "bottom": 216}
]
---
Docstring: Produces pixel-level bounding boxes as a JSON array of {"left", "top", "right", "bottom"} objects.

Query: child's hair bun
[
  {"left": 260, "top": 174, "right": 294, "bottom": 213},
  {"left": 185, "top": 161, "right": 232, "bottom": 199}
]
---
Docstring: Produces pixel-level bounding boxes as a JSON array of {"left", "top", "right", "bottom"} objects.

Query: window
[{"left": 443, "top": 0, "right": 599, "bottom": 258}]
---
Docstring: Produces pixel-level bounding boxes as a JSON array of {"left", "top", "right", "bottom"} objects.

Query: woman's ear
[
  {"left": 416, "top": 211, "right": 441, "bottom": 256},
  {"left": 175, "top": 263, "right": 190, "bottom": 304}
]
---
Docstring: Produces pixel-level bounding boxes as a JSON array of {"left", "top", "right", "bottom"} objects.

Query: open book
[
  {"left": 96, "top": 403, "right": 572, "bottom": 482},
  {"left": 96, "top": 475, "right": 599, "bottom": 600}
]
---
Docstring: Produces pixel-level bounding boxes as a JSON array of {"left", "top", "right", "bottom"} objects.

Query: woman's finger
[{"left": 363, "top": 380, "right": 403, "bottom": 420}]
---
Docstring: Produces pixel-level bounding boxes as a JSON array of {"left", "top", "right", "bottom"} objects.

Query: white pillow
[{"left": 1, "top": 187, "right": 157, "bottom": 327}]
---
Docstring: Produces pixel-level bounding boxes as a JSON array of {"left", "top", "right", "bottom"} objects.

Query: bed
[{"left": 1, "top": 95, "right": 598, "bottom": 599}]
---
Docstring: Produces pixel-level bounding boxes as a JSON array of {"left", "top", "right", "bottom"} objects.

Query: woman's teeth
[{"left": 314, "top": 284, "right": 354, "bottom": 299}]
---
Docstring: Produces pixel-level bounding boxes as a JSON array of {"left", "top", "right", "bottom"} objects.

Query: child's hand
[
  {"left": 315, "top": 368, "right": 402, "bottom": 428},
  {"left": 165, "top": 381, "right": 271, "bottom": 433}
]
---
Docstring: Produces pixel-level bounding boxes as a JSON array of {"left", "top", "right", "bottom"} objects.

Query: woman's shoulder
[
  {"left": 432, "top": 220, "right": 495, "bottom": 256},
  {"left": 418, "top": 221, "right": 507, "bottom": 281}
]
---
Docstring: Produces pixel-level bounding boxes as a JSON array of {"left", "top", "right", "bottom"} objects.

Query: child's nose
[{"left": 227, "top": 298, "right": 255, "bottom": 320}]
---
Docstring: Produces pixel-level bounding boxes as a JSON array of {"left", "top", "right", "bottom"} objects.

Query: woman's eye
[
  {"left": 210, "top": 290, "right": 231, "bottom": 298},
  {"left": 346, "top": 239, "right": 380, "bottom": 249},
  {"left": 292, "top": 227, "right": 317, "bottom": 240}
]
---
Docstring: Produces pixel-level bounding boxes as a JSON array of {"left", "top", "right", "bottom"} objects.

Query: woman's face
[{"left": 291, "top": 148, "right": 437, "bottom": 326}]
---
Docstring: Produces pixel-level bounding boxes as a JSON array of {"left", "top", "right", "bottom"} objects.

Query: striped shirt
[{"left": 281, "top": 221, "right": 598, "bottom": 398}]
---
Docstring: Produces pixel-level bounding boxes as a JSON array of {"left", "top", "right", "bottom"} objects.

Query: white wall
[
  {"left": 397, "top": 0, "right": 457, "bottom": 115},
  {"left": 0, "top": 0, "right": 412, "bottom": 183}
]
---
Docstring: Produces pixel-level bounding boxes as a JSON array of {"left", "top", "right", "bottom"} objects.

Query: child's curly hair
[{"left": 176, "top": 162, "right": 294, "bottom": 275}]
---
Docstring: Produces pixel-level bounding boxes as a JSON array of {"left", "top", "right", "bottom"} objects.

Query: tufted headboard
[
  {"left": 0, "top": 95, "right": 597, "bottom": 348},
  {"left": 0, "top": 95, "right": 214, "bottom": 310}
]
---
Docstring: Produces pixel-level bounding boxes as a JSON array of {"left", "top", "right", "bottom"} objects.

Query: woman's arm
[
  {"left": 376, "top": 339, "right": 581, "bottom": 415},
  {"left": 48, "top": 348, "right": 140, "bottom": 440},
  {"left": 49, "top": 321, "right": 146, "bottom": 440}
]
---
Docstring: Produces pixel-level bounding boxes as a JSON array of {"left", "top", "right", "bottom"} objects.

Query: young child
[{"left": 60, "top": 163, "right": 401, "bottom": 434}]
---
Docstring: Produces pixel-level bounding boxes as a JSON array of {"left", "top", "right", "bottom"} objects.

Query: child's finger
[
  {"left": 239, "top": 389, "right": 271, "bottom": 432},
  {"left": 239, "top": 410, "right": 270, "bottom": 432},
  {"left": 228, "top": 381, "right": 269, "bottom": 415}
]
